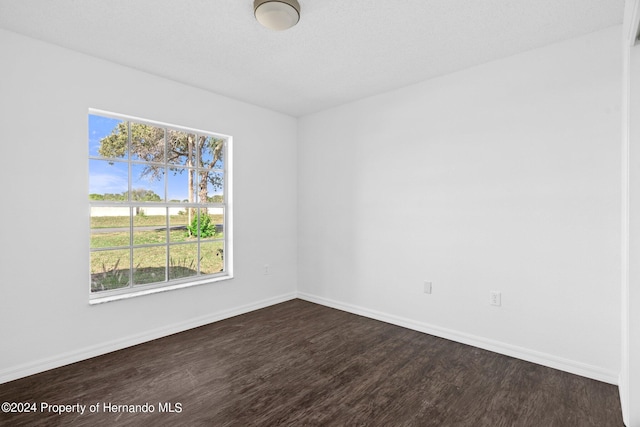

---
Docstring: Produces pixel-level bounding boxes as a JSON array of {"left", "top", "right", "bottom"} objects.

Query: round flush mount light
[{"left": 254, "top": 0, "right": 300, "bottom": 31}]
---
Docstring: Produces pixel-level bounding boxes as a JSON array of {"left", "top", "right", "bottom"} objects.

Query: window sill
[{"left": 89, "top": 274, "right": 233, "bottom": 305}]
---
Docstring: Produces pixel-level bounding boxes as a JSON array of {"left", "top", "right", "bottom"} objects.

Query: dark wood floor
[{"left": 0, "top": 299, "right": 623, "bottom": 426}]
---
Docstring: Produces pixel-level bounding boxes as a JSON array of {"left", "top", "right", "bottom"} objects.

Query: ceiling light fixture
[{"left": 254, "top": 0, "right": 300, "bottom": 31}]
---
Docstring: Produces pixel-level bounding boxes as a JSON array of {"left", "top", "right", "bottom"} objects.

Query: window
[{"left": 88, "top": 110, "right": 231, "bottom": 302}]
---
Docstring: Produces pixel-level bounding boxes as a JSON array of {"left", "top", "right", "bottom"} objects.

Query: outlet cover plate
[
  {"left": 490, "top": 291, "right": 501, "bottom": 306},
  {"left": 424, "top": 281, "right": 432, "bottom": 294}
]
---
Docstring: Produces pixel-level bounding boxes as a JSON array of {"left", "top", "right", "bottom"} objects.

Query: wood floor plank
[{"left": 0, "top": 299, "right": 624, "bottom": 426}]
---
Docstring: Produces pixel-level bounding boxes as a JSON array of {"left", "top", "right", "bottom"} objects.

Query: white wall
[
  {"left": 625, "top": 42, "right": 640, "bottom": 426},
  {"left": 621, "top": 0, "right": 640, "bottom": 420},
  {"left": 0, "top": 23, "right": 625, "bottom": 390},
  {"left": 298, "top": 26, "right": 622, "bottom": 383},
  {"left": 622, "top": 41, "right": 640, "bottom": 427},
  {"left": 0, "top": 29, "right": 298, "bottom": 382}
]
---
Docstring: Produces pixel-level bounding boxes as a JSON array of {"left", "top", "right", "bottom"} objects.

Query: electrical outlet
[
  {"left": 263, "top": 264, "right": 270, "bottom": 275},
  {"left": 490, "top": 291, "right": 501, "bottom": 306},
  {"left": 423, "top": 281, "right": 432, "bottom": 294}
]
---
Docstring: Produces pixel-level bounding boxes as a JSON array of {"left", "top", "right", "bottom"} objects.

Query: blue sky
[{"left": 89, "top": 114, "right": 221, "bottom": 202}]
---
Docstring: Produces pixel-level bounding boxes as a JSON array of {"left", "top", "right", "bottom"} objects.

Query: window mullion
[
  {"left": 164, "top": 127, "right": 169, "bottom": 283},
  {"left": 128, "top": 121, "right": 134, "bottom": 289}
]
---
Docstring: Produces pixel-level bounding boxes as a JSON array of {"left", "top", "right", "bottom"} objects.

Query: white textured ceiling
[{"left": 0, "top": 0, "right": 625, "bottom": 116}]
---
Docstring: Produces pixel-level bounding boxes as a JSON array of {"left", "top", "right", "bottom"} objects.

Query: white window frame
[{"left": 88, "top": 109, "right": 233, "bottom": 304}]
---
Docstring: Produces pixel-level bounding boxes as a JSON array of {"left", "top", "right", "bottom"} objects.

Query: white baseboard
[
  {"left": 297, "top": 292, "right": 619, "bottom": 385},
  {"left": 2, "top": 292, "right": 618, "bottom": 386},
  {"left": 0, "top": 292, "right": 297, "bottom": 385}
]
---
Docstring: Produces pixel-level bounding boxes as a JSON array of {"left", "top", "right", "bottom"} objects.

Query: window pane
[
  {"left": 200, "top": 241, "right": 224, "bottom": 274},
  {"left": 133, "top": 207, "right": 167, "bottom": 245},
  {"left": 200, "top": 136, "right": 224, "bottom": 169},
  {"left": 89, "top": 159, "right": 128, "bottom": 199},
  {"left": 90, "top": 206, "right": 130, "bottom": 249},
  {"left": 185, "top": 208, "right": 222, "bottom": 239},
  {"left": 167, "top": 130, "right": 196, "bottom": 166},
  {"left": 167, "top": 167, "right": 193, "bottom": 203},
  {"left": 133, "top": 246, "right": 167, "bottom": 285},
  {"left": 131, "top": 122, "right": 165, "bottom": 163},
  {"left": 198, "top": 171, "right": 223, "bottom": 203},
  {"left": 131, "top": 163, "right": 165, "bottom": 202},
  {"left": 169, "top": 207, "right": 190, "bottom": 242},
  {"left": 169, "top": 243, "right": 199, "bottom": 280},
  {"left": 202, "top": 208, "right": 224, "bottom": 240},
  {"left": 91, "top": 249, "right": 130, "bottom": 292},
  {"left": 89, "top": 115, "right": 127, "bottom": 159}
]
